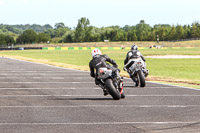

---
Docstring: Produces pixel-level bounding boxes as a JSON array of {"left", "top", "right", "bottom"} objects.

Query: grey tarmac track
[{"left": 0, "top": 57, "right": 200, "bottom": 133}]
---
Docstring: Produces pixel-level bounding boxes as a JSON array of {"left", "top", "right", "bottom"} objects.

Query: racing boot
[
  {"left": 103, "top": 88, "right": 109, "bottom": 96},
  {"left": 96, "top": 80, "right": 108, "bottom": 96},
  {"left": 144, "top": 69, "right": 149, "bottom": 77}
]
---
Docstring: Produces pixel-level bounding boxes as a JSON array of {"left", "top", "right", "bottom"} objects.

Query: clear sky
[{"left": 0, "top": 0, "right": 200, "bottom": 28}]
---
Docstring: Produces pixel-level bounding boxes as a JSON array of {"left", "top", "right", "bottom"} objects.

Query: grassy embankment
[{"left": 0, "top": 47, "right": 200, "bottom": 89}]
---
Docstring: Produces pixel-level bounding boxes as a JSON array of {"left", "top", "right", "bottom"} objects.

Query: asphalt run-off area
[{"left": 0, "top": 57, "right": 200, "bottom": 133}]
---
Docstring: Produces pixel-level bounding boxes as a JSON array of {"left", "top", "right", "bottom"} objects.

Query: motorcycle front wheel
[
  {"left": 105, "top": 78, "right": 121, "bottom": 100},
  {"left": 138, "top": 70, "right": 146, "bottom": 87}
]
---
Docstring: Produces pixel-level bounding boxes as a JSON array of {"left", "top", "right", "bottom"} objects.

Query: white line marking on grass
[{"left": 0, "top": 121, "right": 199, "bottom": 125}]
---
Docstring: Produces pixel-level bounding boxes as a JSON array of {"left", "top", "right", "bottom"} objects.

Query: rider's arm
[
  {"left": 104, "top": 55, "right": 118, "bottom": 68},
  {"left": 124, "top": 51, "right": 132, "bottom": 65},
  {"left": 124, "top": 53, "right": 129, "bottom": 65},
  {"left": 140, "top": 53, "right": 146, "bottom": 62},
  {"left": 89, "top": 61, "right": 95, "bottom": 78}
]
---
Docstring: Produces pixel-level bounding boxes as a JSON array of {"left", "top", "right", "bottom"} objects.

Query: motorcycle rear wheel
[{"left": 105, "top": 79, "right": 121, "bottom": 100}]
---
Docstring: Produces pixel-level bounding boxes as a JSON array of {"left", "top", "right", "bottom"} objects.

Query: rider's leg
[{"left": 95, "top": 78, "right": 108, "bottom": 96}]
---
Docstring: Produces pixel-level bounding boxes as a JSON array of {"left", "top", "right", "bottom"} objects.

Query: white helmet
[{"left": 91, "top": 48, "right": 102, "bottom": 57}]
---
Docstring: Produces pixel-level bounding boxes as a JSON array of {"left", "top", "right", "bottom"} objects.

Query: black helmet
[{"left": 131, "top": 44, "right": 138, "bottom": 50}]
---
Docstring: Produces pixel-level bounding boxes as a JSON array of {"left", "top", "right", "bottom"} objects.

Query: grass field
[
  {"left": 15, "top": 40, "right": 200, "bottom": 48},
  {"left": 0, "top": 48, "right": 200, "bottom": 89}
]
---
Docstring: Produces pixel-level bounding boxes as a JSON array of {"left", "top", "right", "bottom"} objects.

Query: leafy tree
[
  {"left": 37, "top": 33, "right": 51, "bottom": 43},
  {"left": 16, "top": 29, "right": 37, "bottom": 44},
  {"left": 0, "top": 34, "right": 15, "bottom": 47},
  {"left": 55, "top": 22, "right": 65, "bottom": 29},
  {"left": 63, "top": 30, "right": 75, "bottom": 43},
  {"left": 168, "top": 26, "right": 177, "bottom": 40},
  {"left": 75, "top": 17, "right": 92, "bottom": 42},
  {"left": 136, "top": 20, "right": 152, "bottom": 41},
  {"left": 191, "top": 23, "right": 198, "bottom": 38},
  {"left": 176, "top": 25, "right": 184, "bottom": 40},
  {"left": 0, "top": 34, "right": 7, "bottom": 46}
]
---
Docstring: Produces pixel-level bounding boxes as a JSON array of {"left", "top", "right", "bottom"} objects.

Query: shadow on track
[
  {"left": 124, "top": 85, "right": 136, "bottom": 87},
  {"left": 50, "top": 97, "right": 113, "bottom": 101},
  {"left": 70, "top": 97, "right": 113, "bottom": 100}
]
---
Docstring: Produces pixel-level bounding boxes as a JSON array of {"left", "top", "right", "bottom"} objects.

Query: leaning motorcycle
[
  {"left": 124, "top": 57, "right": 148, "bottom": 87},
  {"left": 97, "top": 67, "right": 125, "bottom": 100}
]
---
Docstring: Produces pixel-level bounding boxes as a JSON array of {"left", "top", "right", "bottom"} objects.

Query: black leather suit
[
  {"left": 89, "top": 54, "right": 118, "bottom": 78},
  {"left": 124, "top": 50, "right": 146, "bottom": 65}
]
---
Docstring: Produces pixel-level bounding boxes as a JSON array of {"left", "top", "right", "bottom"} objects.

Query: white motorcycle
[{"left": 124, "top": 58, "right": 148, "bottom": 87}]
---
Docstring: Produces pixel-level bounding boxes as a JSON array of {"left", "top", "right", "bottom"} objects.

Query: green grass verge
[{"left": 0, "top": 48, "right": 199, "bottom": 88}]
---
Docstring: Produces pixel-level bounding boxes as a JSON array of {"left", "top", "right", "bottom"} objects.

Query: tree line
[{"left": 0, "top": 18, "right": 200, "bottom": 47}]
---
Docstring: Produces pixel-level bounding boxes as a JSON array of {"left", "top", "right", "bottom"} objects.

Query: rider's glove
[{"left": 114, "top": 65, "right": 118, "bottom": 68}]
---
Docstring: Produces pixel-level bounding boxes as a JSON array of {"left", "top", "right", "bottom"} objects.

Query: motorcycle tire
[
  {"left": 121, "top": 91, "right": 125, "bottom": 99},
  {"left": 105, "top": 78, "right": 121, "bottom": 100},
  {"left": 138, "top": 70, "right": 146, "bottom": 87}
]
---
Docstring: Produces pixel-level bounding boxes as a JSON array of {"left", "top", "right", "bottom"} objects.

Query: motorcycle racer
[
  {"left": 124, "top": 44, "right": 149, "bottom": 77},
  {"left": 89, "top": 48, "right": 121, "bottom": 95}
]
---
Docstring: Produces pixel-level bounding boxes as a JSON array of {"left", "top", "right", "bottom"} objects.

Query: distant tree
[
  {"left": 136, "top": 20, "right": 152, "bottom": 41},
  {"left": 44, "top": 24, "right": 53, "bottom": 29},
  {"left": 0, "top": 34, "right": 7, "bottom": 46},
  {"left": 37, "top": 33, "right": 51, "bottom": 43},
  {"left": 183, "top": 25, "right": 191, "bottom": 39},
  {"left": 176, "top": 25, "right": 184, "bottom": 40},
  {"left": 55, "top": 22, "right": 65, "bottom": 29},
  {"left": 191, "top": 23, "right": 198, "bottom": 38},
  {"left": 44, "top": 29, "right": 56, "bottom": 38},
  {"left": 168, "top": 26, "right": 177, "bottom": 40},
  {"left": 0, "top": 34, "right": 15, "bottom": 47},
  {"left": 16, "top": 29, "right": 37, "bottom": 44},
  {"left": 75, "top": 17, "right": 91, "bottom": 42},
  {"left": 63, "top": 30, "right": 75, "bottom": 43}
]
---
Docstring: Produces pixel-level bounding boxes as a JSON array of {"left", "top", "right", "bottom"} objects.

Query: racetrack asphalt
[{"left": 0, "top": 57, "right": 200, "bottom": 133}]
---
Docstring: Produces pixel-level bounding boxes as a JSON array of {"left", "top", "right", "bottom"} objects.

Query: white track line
[
  {"left": 3, "top": 57, "right": 89, "bottom": 73},
  {"left": 0, "top": 95, "right": 200, "bottom": 97},
  {"left": 0, "top": 88, "right": 96, "bottom": 90},
  {"left": 0, "top": 86, "right": 177, "bottom": 90},
  {"left": 0, "top": 105, "right": 200, "bottom": 108},
  {"left": 0, "top": 122, "right": 199, "bottom": 125},
  {"left": 0, "top": 74, "right": 88, "bottom": 75},
  {"left": 0, "top": 82, "right": 94, "bottom": 83},
  {"left": 0, "top": 77, "right": 89, "bottom": 79},
  {"left": 147, "top": 81, "right": 200, "bottom": 91},
  {"left": 0, "top": 71, "right": 78, "bottom": 72}
]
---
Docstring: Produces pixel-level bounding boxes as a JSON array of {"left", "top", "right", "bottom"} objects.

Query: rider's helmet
[
  {"left": 131, "top": 44, "right": 138, "bottom": 50},
  {"left": 91, "top": 48, "right": 102, "bottom": 57}
]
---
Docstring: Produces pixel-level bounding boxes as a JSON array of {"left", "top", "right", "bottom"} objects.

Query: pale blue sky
[{"left": 0, "top": 0, "right": 199, "bottom": 28}]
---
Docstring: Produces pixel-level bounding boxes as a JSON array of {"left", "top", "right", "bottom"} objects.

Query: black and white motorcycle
[
  {"left": 124, "top": 57, "right": 148, "bottom": 87},
  {"left": 96, "top": 67, "right": 125, "bottom": 100}
]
